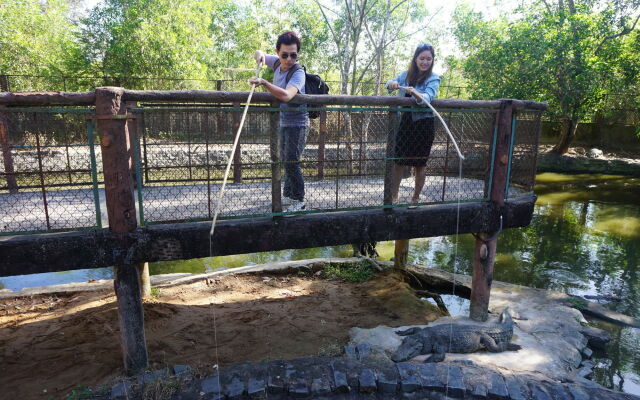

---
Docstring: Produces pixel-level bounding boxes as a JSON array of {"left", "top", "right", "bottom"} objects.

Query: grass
[
  {"left": 322, "top": 260, "right": 376, "bottom": 282},
  {"left": 566, "top": 296, "right": 589, "bottom": 311},
  {"left": 64, "top": 385, "right": 109, "bottom": 400}
]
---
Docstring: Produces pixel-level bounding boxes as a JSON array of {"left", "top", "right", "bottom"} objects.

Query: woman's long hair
[{"left": 406, "top": 44, "right": 435, "bottom": 87}]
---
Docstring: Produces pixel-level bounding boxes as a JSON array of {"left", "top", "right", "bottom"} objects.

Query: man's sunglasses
[{"left": 280, "top": 52, "right": 298, "bottom": 59}]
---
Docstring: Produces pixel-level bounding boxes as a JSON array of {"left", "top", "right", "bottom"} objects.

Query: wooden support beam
[
  {"left": 95, "top": 87, "right": 148, "bottom": 375},
  {"left": 394, "top": 239, "right": 410, "bottom": 269},
  {"left": 0, "top": 195, "right": 535, "bottom": 277},
  {"left": 469, "top": 99, "right": 514, "bottom": 322},
  {"left": 137, "top": 262, "right": 151, "bottom": 298}
]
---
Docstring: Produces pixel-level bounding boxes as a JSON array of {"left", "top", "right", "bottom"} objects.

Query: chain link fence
[
  {"left": 0, "top": 101, "right": 542, "bottom": 234},
  {"left": 0, "top": 108, "right": 102, "bottom": 234}
]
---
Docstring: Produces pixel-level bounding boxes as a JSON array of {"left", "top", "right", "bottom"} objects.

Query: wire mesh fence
[
  {"left": 131, "top": 105, "right": 521, "bottom": 225},
  {"left": 0, "top": 100, "right": 542, "bottom": 234},
  {"left": 0, "top": 108, "right": 102, "bottom": 234},
  {"left": 508, "top": 110, "right": 543, "bottom": 197}
]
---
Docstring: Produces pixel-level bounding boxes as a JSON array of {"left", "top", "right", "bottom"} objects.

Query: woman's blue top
[{"left": 385, "top": 71, "right": 441, "bottom": 121}]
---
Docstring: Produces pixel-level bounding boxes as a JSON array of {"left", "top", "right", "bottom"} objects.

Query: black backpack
[{"left": 273, "top": 60, "right": 329, "bottom": 119}]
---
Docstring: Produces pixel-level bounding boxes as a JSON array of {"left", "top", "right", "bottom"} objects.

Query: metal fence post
[
  {"left": 318, "top": 111, "right": 327, "bottom": 179},
  {"left": 0, "top": 107, "right": 18, "bottom": 193},
  {"left": 469, "top": 99, "right": 514, "bottom": 322},
  {"left": 383, "top": 107, "right": 396, "bottom": 208},
  {"left": 232, "top": 101, "right": 242, "bottom": 183},
  {"left": 270, "top": 101, "right": 282, "bottom": 214},
  {"left": 0, "top": 75, "right": 9, "bottom": 92},
  {"left": 95, "top": 87, "right": 148, "bottom": 375}
]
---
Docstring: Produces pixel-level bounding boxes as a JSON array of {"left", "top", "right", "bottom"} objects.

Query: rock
[
  {"left": 578, "top": 360, "right": 594, "bottom": 379},
  {"left": 226, "top": 376, "right": 244, "bottom": 399},
  {"left": 359, "top": 369, "right": 377, "bottom": 393},
  {"left": 310, "top": 377, "right": 331, "bottom": 395},
  {"left": 137, "top": 368, "right": 169, "bottom": 385},
  {"left": 247, "top": 378, "right": 265, "bottom": 398},
  {"left": 504, "top": 374, "right": 531, "bottom": 400},
  {"left": 343, "top": 345, "right": 357, "bottom": 359},
  {"left": 582, "top": 347, "right": 593, "bottom": 359},
  {"left": 488, "top": 372, "right": 509, "bottom": 399},
  {"left": 580, "top": 326, "right": 611, "bottom": 350},
  {"left": 201, "top": 376, "right": 222, "bottom": 394},
  {"left": 377, "top": 371, "right": 398, "bottom": 393},
  {"left": 331, "top": 367, "right": 350, "bottom": 393},
  {"left": 587, "top": 148, "right": 604, "bottom": 159},
  {"left": 110, "top": 381, "right": 132, "bottom": 400},
  {"left": 417, "top": 363, "right": 442, "bottom": 391},
  {"left": 528, "top": 382, "right": 553, "bottom": 400},
  {"left": 445, "top": 365, "right": 465, "bottom": 398},
  {"left": 356, "top": 342, "right": 372, "bottom": 359},
  {"left": 173, "top": 364, "right": 191, "bottom": 378},
  {"left": 288, "top": 379, "right": 309, "bottom": 398},
  {"left": 397, "top": 362, "right": 420, "bottom": 392}
]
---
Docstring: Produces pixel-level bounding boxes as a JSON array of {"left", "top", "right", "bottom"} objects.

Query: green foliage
[
  {"left": 451, "top": 0, "right": 640, "bottom": 150},
  {"left": 322, "top": 261, "right": 375, "bottom": 282},
  {"left": 79, "top": 0, "right": 216, "bottom": 88},
  {"left": 0, "top": 0, "right": 83, "bottom": 89}
]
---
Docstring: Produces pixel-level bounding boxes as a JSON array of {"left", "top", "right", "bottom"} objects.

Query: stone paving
[{"left": 109, "top": 348, "right": 640, "bottom": 399}]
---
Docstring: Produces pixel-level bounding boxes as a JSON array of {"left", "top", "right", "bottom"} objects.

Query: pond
[{"left": 2, "top": 172, "right": 639, "bottom": 394}]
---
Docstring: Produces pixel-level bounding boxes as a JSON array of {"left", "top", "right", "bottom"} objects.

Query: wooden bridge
[{"left": 0, "top": 88, "right": 546, "bottom": 374}]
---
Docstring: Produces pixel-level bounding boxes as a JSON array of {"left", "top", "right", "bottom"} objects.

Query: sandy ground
[{"left": 0, "top": 270, "right": 441, "bottom": 399}]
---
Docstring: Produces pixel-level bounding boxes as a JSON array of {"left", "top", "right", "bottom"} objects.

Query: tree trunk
[{"left": 551, "top": 118, "right": 579, "bottom": 154}]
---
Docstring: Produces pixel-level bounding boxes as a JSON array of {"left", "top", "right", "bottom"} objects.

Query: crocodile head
[
  {"left": 392, "top": 335, "right": 426, "bottom": 362},
  {"left": 499, "top": 307, "right": 514, "bottom": 329}
]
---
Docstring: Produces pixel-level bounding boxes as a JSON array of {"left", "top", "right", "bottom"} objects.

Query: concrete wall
[{"left": 540, "top": 121, "right": 640, "bottom": 150}]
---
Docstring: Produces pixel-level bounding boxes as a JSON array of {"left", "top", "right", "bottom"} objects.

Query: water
[{"left": 2, "top": 172, "right": 639, "bottom": 393}]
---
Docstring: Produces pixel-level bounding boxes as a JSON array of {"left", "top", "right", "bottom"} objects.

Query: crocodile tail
[{"left": 499, "top": 307, "right": 513, "bottom": 327}]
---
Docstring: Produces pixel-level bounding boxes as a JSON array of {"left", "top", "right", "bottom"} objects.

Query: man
[{"left": 251, "top": 31, "right": 308, "bottom": 212}]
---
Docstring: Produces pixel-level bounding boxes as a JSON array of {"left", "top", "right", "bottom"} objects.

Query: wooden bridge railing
[{"left": 0, "top": 88, "right": 546, "bottom": 374}]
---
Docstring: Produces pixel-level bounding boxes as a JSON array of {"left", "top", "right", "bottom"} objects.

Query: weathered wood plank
[
  {"left": 96, "top": 87, "right": 148, "bottom": 375},
  {"left": 0, "top": 91, "right": 95, "bottom": 105},
  {"left": 0, "top": 89, "right": 547, "bottom": 111},
  {"left": 0, "top": 195, "right": 535, "bottom": 277},
  {"left": 470, "top": 100, "right": 514, "bottom": 321}
]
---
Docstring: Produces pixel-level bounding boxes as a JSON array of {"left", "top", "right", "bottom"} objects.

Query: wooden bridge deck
[{"left": 1, "top": 175, "right": 496, "bottom": 232}]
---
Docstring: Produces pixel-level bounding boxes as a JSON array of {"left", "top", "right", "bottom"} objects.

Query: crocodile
[{"left": 392, "top": 308, "right": 521, "bottom": 362}]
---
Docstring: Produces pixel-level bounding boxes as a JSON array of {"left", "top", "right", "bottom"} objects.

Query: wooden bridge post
[
  {"left": 95, "top": 87, "right": 149, "bottom": 374},
  {"left": 0, "top": 106, "right": 18, "bottom": 194},
  {"left": 469, "top": 99, "right": 514, "bottom": 321},
  {"left": 270, "top": 101, "right": 282, "bottom": 214}
]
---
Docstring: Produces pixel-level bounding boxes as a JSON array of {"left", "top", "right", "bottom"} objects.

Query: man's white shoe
[
  {"left": 285, "top": 200, "right": 306, "bottom": 212},
  {"left": 282, "top": 196, "right": 294, "bottom": 206}
]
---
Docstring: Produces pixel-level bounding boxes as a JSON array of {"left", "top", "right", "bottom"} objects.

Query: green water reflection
[{"left": 150, "top": 173, "right": 640, "bottom": 393}]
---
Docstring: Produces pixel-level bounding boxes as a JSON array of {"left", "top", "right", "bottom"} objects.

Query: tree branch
[{"left": 595, "top": 13, "right": 640, "bottom": 53}]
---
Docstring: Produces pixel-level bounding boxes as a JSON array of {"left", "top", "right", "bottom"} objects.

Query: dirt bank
[{"left": 0, "top": 269, "right": 442, "bottom": 399}]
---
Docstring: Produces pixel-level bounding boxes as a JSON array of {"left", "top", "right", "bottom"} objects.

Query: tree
[
  {"left": 79, "top": 0, "right": 217, "bottom": 89},
  {"left": 0, "top": 0, "right": 83, "bottom": 90},
  {"left": 452, "top": 0, "right": 640, "bottom": 154}
]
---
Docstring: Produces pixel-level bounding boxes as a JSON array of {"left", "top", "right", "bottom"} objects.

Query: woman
[{"left": 386, "top": 43, "right": 440, "bottom": 205}]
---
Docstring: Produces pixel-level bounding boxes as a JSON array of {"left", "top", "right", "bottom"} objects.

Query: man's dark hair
[{"left": 276, "top": 31, "right": 301, "bottom": 52}]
